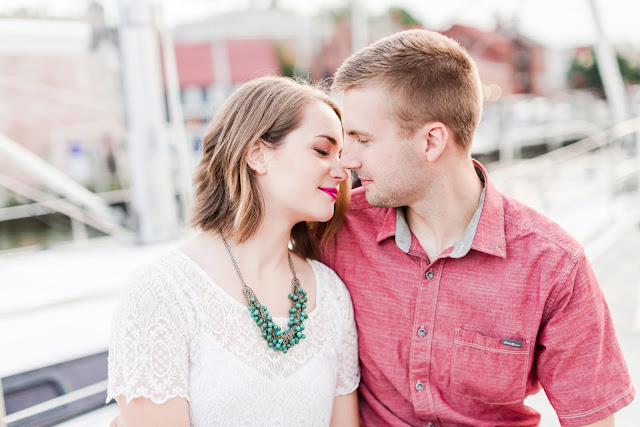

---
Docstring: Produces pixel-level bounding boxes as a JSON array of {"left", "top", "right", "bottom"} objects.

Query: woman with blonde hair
[{"left": 106, "top": 76, "right": 359, "bottom": 426}]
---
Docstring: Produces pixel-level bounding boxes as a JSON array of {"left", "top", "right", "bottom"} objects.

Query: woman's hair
[{"left": 190, "top": 76, "right": 350, "bottom": 259}]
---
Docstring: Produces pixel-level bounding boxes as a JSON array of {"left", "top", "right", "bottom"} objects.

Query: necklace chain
[{"left": 221, "top": 234, "right": 308, "bottom": 353}]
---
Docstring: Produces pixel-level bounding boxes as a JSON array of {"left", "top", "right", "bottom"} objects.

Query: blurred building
[
  {"left": 172, "top": 39, "right": 281, "bottom": 149},
  {"left": 310, "top": 8, "right": 411, "bottom": 82},
  {"left": 171, "top": 8, "right": 333, "bottom": 146},
  {"left": 441, "top": 24, "right": 546, "bottom": 96},
  {"left": 0, "top": 18, "right": 124, "bottom": 192},
  {"left": 310, "top": 17, "right": 353, "bottom": 82},
  {"left": 309, "top": 12, "right": 548, "bottom": 100},
  {"left": 0, "top": 9, "right": 330, "bottom": 191}
]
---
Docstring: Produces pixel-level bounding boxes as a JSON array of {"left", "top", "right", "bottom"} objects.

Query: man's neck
[{"left": 405, "top": 158, "right": 483, "bottom": 262}]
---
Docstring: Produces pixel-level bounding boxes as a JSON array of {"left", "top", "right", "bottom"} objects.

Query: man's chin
[{"left": 364, "top": 190, "right": 393, "bottom": 208}]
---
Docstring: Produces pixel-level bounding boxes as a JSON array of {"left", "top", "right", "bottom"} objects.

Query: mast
[
  {"left": 117, "top": 0, "right": 178, "bottom": 243},
  {"left": 350, "top": 0, "right": 368, "bottom": 53},
  {"left": 587, "top": 0, "right": 639, "bottom": 193},
  {"left": 156, "top": 2, "right": 194, "bottom": 219}
]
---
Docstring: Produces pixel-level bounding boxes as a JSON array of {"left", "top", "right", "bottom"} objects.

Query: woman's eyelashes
[{"left": 314, "top": 147, "right": 330, "bottom": 156}]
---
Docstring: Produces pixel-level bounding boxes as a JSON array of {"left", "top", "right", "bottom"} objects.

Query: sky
[{"left": 0, "top": 0, "right": 639, "bottom": 49}]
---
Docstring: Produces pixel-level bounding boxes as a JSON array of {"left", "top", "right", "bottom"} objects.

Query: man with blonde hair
[{"left": 321, "top": 29, "right": 634, "bottom": 426}]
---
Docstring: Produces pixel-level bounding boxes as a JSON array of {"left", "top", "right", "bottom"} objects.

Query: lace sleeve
[
  {"left": 329, "top": 269, "right": 361, "bottom": 396},
  {"left": 106, "top": 262, "right": 193, "bottom": 404}
]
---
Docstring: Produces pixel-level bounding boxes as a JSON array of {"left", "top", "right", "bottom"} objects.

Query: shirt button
[
  {"left": 425, "top": 270, "right": 434, "bottom": 280},
  {"left": 418, "top": 327, "right": 426, "bottom": 337},
  {"left": 415, "top": 380, "right": 424, "bottom": 391}
]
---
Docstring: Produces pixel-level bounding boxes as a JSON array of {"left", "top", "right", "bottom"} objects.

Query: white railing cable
[
  {"left": 493, "top": 115, "right": 640, "bottom": 178},
  {"left": 0, "top": 189, "right": 130, "bottom": 222},
  {"left": 0, "top": 174, "right": 128, "bottom": 236}
]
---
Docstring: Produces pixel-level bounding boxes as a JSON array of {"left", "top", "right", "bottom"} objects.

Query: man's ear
[
  {"left": 417, "top": 121, "right": 448, "bottom": 163},
  {"left": 246, "top": 139, "right": 269, "bottom": 175}
]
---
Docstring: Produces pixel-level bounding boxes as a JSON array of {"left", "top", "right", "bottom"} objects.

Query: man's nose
[{"left": 339, "top": 141, "right": 362, "bottom": 170}]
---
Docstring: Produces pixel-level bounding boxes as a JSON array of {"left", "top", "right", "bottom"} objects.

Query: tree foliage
[
  {"left": 274, "top": 42, "right": 298, "bottom": 78},
  {"left": 568, "top": 48, "right": 640, "bottom": 97},
  {"left": 388, "top": 7, "right": 422, "bottom": 27}
]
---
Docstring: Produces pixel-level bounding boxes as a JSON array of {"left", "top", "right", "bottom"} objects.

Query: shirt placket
[{"left": 408, "top": 253, "right": 441, "bottom": 424}]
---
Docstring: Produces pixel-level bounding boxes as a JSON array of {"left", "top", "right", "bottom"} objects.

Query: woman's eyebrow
[{"left": 315, "top": 135, "right": 337, "bottom": 145}]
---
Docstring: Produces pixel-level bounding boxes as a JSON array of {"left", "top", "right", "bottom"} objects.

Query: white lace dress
[{"left": 106, "top": 248, "right": 360, "bottom": 426}]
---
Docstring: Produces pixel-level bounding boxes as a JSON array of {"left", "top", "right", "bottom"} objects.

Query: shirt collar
[{"left": 376, "top": 159, "right": 506, "bottom": 259}]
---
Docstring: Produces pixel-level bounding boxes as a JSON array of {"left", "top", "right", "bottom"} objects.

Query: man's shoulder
[{"left": 500, "top": 191, "right": 583, "bottom": 260}]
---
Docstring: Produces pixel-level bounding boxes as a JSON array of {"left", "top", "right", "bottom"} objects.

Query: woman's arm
[
  {"left": 580, "top": 414, "right": 614, "bottom": 427},
  {"left": 108, "top": 264, "right": 193, "bottom": 427},
  {"left": 115, "top": 396, "right": 190, "bottom": 427},
  {"left": 330, "top": 391, "right": 359, "bottom": 427}
]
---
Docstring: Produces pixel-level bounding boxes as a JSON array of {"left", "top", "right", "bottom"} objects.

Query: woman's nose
[{"left": 331, "top": 160, "right": 349, "bottom": 182}]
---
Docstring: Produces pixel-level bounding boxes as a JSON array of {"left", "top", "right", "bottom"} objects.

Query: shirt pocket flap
[{"left": 451, "top": 327, "right": 530, "bottom": 405}]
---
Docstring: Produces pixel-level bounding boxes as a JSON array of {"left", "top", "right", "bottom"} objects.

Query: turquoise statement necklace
[{"left": 221, "top": 235, "right": 308, "bottom": 353}]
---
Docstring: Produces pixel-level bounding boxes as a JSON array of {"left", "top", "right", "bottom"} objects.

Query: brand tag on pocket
[{"left": 501, "top": 338, "right": 523, "bottom": 348}]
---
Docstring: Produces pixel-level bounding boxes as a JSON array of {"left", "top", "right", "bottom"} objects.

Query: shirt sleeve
[
  {"left": 536, "top": 250, "right": 634, "bottom": 426},
  {"left": 329, "top": 268, "right": 360, "bottom": 396},
  {"left": 106, "top": 262, "right": 193, "bottom": 405}
]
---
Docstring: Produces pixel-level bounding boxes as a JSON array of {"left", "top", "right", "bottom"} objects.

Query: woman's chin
[{"left": 304, "top": 208, "right": 335, "bottom": 224}]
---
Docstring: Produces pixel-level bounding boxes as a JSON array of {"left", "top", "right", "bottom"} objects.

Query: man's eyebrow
[
  {"left": 346, "top": 130, "right": 371, "bottom": 137},
  {"left": 315, "top": 135, "right": 337, "bottom": 145}
]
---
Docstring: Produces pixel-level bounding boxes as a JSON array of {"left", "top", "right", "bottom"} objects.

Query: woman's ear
[{"left": 246, "top": 139, "right": 268, "bottom": 175}]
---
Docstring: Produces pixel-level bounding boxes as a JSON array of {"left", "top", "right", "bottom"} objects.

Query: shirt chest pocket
[{"left": 450, "top": 327, "right": 530, "bottom": 405}]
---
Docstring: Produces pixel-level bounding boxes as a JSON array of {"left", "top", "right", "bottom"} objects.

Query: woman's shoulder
[
  {"left": 119, "top": 248, "right": 195, "bottom": 305},
  {"left": 113, "top": 248, "right": 199, "bottom": 331},
  {"left": 308, "top": 259, "right": 357, "bottom": 344},
  {"left": 308, "top": 259, "right": 352, "bottom": 303}
]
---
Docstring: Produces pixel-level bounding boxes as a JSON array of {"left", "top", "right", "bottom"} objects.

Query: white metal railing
[
  {"left": 491, "top": 115, "right": 640, "bottom": 177},
  {"left": 1, "top": 380, "right": 108, "bottom": 426},
  {"left": 0, "top": 133, "right": 128, "bottom": 240},
  {"left": 0, "top": 189, "right": 129, "bottom": 222},
  {"left": 0, "top": 173, "right": 129, "bottom": 237},
  {"left": 490, "top": 115, "right": 640, "bottom": 199},
  {"left": 490, "top": 116, "right": 640, "bottom": 255}
]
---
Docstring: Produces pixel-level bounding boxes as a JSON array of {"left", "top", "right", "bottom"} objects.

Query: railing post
[
  {"left": 0, "top": 378, "right": 7, "bottom": 427},
  {"left": 636, "top": 130, "right": 640, "bottom": 196}
]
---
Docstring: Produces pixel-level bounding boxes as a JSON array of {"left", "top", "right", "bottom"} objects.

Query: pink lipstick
[{"left": 320, "top": 187, "right": 338, "bottom": 200}]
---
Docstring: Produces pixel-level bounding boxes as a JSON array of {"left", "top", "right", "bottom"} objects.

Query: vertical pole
[
  {"left": 498, "top": 98, "right": 514, "bottom": 165},
  {"left": 211, "top": 39, "right": 232, "bottom": 108},
  {"left": 156, "top": 3, "right": 194, "bottom": 220},
  {"left": 350, "top": 0, "right": 368, "bottom": 54},
  {"left": 588, "top": 0, "right": 630, "bottom": 124},
  {"left": 118, "top": 0, "right": 178, "bottom": 243},
  {"left": 587, "top": 0, "right": 640, "bottom": 198}
]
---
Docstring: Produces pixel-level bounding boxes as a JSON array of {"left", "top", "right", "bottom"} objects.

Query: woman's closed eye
[{"left": 315, "top": 148, "right": 330, "bottom": 156}]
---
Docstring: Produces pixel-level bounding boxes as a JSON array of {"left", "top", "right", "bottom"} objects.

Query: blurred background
[{"left": 0, "top": 0, "right": 638, "bottom": 425}]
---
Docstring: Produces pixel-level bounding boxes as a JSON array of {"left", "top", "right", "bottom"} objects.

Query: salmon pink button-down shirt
[{"left": 320, "top": 160, "right": 634, "bottom": 426}]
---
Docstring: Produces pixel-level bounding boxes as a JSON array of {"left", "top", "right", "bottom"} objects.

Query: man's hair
[
  {"left": 332, "top": 29, "right": 483, "bottom": 151},
  {"left": 191, "top": 76, "right": 350, "bottom": 259}
]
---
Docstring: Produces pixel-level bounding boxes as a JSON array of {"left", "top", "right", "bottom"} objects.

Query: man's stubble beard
[
  {"left": 364, "top": 177, "right": 418, "bottom": 208},
  {"left": 365, "top": 189, "right": 403, "bottom": 208}
]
